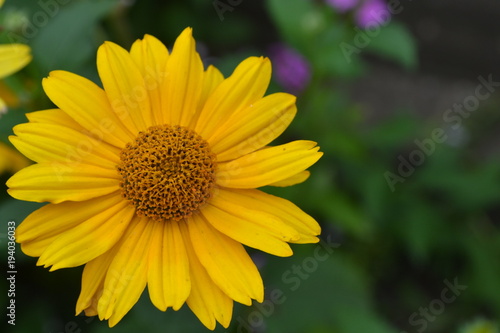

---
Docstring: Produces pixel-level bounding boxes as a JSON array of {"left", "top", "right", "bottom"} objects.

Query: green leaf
[
  {"left": 266, "top": 0, "right": 363, "bottom": 77},
  {"left": 30, "top": 0, "right": 117, "bottom": 73},
  {"left": 367, "top": 111, "right": 419, "bottom": 151},
  {"left": 248, "top": 251, "right": 399, "bottom": 333},
  {"left": 311, "top": 21, "right": 367, "bottom": 78},
  {"left": 364, "top": 22, "right": 417, "bottom": 69},
  {"left": 323, "top": 189, "right": 372, "bottom": 239},
  {"left": 462, "top": 230, "right": 500, "bottom": 314},
  {"left": 266, "top": 0, "right": 323, "bottom": 48},
  {"left": 418, "top": 148, "right": 500, "bottom": 211},
  {"left": 397, "top": 198, "right": 444, "bottom": 262},
  {"left": 308, "top": 165, "right": 372, "bottom": 239}
]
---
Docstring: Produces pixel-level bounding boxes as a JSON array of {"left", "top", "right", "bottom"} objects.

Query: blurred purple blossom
[
  {"left": 355, "top": 0, "right": 391, "bottom": 29},
  {"left": 268, "top": 43, "right": 311, "bottom": 95},
  {"left": 326, "top": 0, "right": 359, "bottom": 13}
]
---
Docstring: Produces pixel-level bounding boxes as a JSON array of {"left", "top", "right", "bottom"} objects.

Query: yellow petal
[
  {"left": 187, "top": 65, "right": 224, "bottom": 129},
  {"left": 216, "top": 189, "right": 320, "bottom": 244},
  {"left": 26, "top": 109, "right": 83, "bottom": 129},
  {"left": 269, "top": 170, "right": 310, "bottom": 187},
  {"left": 161, "top": 27, "right": 204, "bottom": 127},
  {"left": 179, "top": 222, "right": 233, "bottom": 330},
  {"left": 201, "top": 188, "right": 300, "bottom": 256},
  {"left": 42, "top": 71, "right": 134, "bottom": 147},
  {"left": 209, "top": 92, "right": 296, "bottom": 162},
  {"left": 195, "top": 56, "right": 271, "bottom": 139},
  {"left": 186, "top": 212, "right": 263, "bottom": 305},
  {"left": 196, "top": 65, "right": 224, "bottom": 114},
  {"left": 10, "top": 122, "right": 121, "bottom": 168},
  {"left": 147, "top": 220, "right": 190, "bottom": 311},
  {"left": 0, "top": 96, "right": 6, "bottom": 114},
  {"left": 20, "top": 235, "right": 56, "bottom": 259},
  {"left": 98, "top": 41, "right": 153, "bottom": 131},
  {"left": 129, "top": 34, "right": 169, "bottom": 125},
  {"left": 17, "top": 192, "right": 125, "bottom": 255},
  {"left": 37, "top": 197, "right": 134, "bottom": 271},
  {"left": 7, "top": 163, "right": 120, "bottom": 203},
  {"left": 0, "top": 44, "right": 31, "bottom": 78},
  {"left": 217, "top": 140, "right": 322, "bottom": 188},
  {"left": 77, "top": 244, "right": 119, "bottom": 317},
  {"left": 98, "top": 215, "right": 153, "bottom": 327}
]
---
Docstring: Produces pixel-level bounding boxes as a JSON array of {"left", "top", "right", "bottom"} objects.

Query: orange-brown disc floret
[{"left": 118, "top": 125, "right": 217, "bottom": 221}]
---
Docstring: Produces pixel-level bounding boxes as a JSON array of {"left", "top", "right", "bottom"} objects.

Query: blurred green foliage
[{"left": 1, "top": 0, "right": 499, "bottom": 332}]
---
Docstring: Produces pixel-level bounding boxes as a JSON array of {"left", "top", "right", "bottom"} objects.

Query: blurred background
[{"left": 1, "top": 0, "right": 500, "bottom": 332}]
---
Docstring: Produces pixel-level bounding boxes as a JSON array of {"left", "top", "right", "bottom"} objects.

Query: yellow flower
[{"left": 7, "top": 28, "right": 322, "bottom": 329}]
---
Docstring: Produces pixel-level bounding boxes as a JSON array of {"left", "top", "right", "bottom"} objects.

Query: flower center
[{"left": 117, "top": 125, "right": 217, "bottom": 221}]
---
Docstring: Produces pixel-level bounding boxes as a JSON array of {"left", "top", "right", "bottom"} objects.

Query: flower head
[
  {"left": 7, "top": 28, "right": 322, "bottom": 329},
  {"left": 269, "top": 43, "right": 311, "bottom": 94},
  {"left": 355, "top": 0, "right": 390, "bottom": 29}
]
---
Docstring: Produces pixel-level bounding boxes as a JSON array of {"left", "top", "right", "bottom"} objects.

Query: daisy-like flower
[
  {"left": 269, "top": 43, "right": 311, "bottom": 95},
  {"left": 355, "top": 0, "right": 390, "bottom": 29},
  {"left": 7, "top": 28, "right": 322, "bottom": 329}
]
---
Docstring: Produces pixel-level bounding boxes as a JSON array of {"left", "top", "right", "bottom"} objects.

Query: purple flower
[
  {"left": 326, "top": 0, "right": 359, "bottom": 13},
  {"left": 268, "top": 43, "right": 311, "bottom": 94},
  {"left": 355, "top": 0, "right": 391, "bottom": 29}
]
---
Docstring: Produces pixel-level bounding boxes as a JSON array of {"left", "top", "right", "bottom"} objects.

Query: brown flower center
[{"left": 117, "top": 125, "right": 217, "bottom": 221}]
